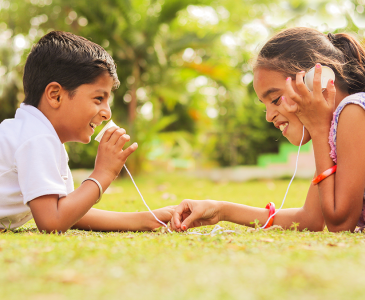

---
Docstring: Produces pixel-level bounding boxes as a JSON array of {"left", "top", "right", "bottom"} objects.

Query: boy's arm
[
  {"left": 29, "top": 174, "right": 174, "bottom": 233},
  {"left": 70, "top": 207, "right": 175, "bottom": 231},
  {"left": 28, "top": 168, "right": 121, "bottom": 233},
  {"left": 29, "top": 127, "right": 138, "bottom": 233}
]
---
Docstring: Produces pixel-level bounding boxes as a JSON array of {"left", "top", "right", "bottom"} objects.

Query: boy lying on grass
[{"left": 0, "top": 31, "right": 173, "bottom": 233}]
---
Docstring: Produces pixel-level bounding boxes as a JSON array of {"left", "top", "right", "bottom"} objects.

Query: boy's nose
[{"left": 100, "top": 102, "right": 112, "bottom": 121}]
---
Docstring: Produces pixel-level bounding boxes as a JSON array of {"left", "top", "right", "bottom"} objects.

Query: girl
[{"left": 171, "top": 27, "right": 365, "bottom": 233}]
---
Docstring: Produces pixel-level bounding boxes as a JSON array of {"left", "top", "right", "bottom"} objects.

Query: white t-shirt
[{"left": 0, "top": 104, "right": 74, "bottom": 229}]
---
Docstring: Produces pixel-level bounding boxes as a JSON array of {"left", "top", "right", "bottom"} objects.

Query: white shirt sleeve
[{"left": 15, "top": 134, "right": 69, "bottom": 205}]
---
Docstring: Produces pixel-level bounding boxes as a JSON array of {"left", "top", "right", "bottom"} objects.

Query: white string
[
  {"left": 97, "top": 121, "right": 305, "bottom": 235},
  {"left": 124, "top": 166, "right": 233, "bottom": 235},
  {"left": 125, "top": 126, "right": 305, "bottom": 235},
  {"left": 260, "top": 125, "right": 305, "bottom": 229},
  {"left": 124, "top": 165, "right": 172, "bottom": 233},
  {"left": 187, "top": 225, "right": 235, "bottom": 235},
  {"left": 124, "top": 164, "right": 235, "bottom": 235}
]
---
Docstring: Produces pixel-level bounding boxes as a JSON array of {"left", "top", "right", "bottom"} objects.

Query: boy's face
[
  {"left": 253, "top": 68, "right": 311, "bottom": 146},
  {"left": 57, "top": 72, "right": 114, "bottom": 143}
]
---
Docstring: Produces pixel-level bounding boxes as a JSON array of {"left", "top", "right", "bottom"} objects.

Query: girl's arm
[
  {"left": 222, "top": 181, "right": 325, "bottom": 231},
  {"left": 310, "top": 104, "right": 365, "bottom": 231},
  {"left": 284, "top": 66, "right": 365, "bottom": 232},
  {"left": 171, "top": 181, "right": 325, "bottom": 231}
]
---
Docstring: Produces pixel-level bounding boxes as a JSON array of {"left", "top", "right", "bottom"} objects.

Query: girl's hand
[
  {"left": 171, "top": 199, "right": 221, "bottom": 231},
  {"left": 282, "top": 64, "right": 336, "bottom": 135},
  {"left": 94, "top": 127, "right": 138, "bottom": 181}
]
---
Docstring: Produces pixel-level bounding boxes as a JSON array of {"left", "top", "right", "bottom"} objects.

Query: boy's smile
[
  {"left": 253, "top": 68, "right": 311, "bottom": 146},
  {"left": 39, "top": 72, "right": 114, "bottom": 144}
]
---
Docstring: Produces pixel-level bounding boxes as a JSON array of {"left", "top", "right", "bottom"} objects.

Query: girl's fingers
[
  {"left": 181, "top": 209, "right": 201, "bottom": 230},
  {"left": 313, "top": 63, "right": 323, "bottom": 99},
  {"left": 172, "top": 200, "right": 192, "bottom": 230},
  {"left": 326, "top": 79, "right": 336, "bottom": 111},
  {"left": 281, "top": 96, "right": 298, "bottom": 113},
  {"left": 170, "top": 217, "right": 179, "bottom": 231},
  {"left": 295, "top": 71, "right": 310, "bottom": 96},
  {"left": 285, "top": 77, "right": 302, "bottom": 105}
]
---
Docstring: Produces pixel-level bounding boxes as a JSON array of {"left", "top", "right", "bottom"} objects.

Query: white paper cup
[
  {"left": 304, "top": 66, "right": 335, "bottom": 92},
  {"left": 94, "top": 120, "right": 119, "bottom": 142}
]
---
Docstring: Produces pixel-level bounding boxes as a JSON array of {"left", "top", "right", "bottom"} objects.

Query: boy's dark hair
[
  {"left": 23, "top": 31, "right": 120, "bottom": 107},
  {"left": 255, "top": 27, "right": 365, "bottom": 95}
]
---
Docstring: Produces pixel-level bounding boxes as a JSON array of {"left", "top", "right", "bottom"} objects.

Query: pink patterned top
[{"left": 328, "top": 93, "right": 365, "bottom": 230}]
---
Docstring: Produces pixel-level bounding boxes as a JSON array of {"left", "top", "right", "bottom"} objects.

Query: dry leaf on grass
[{"left": 327, "top": 242, "right": 347, "bottom": 247}]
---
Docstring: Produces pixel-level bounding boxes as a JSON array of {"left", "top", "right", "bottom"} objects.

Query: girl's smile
[{"left": 276, "top": 121, "right": 289, "bottom": 135}]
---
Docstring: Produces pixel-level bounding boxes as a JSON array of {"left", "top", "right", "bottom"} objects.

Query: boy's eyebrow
[{"left": 94, "top": 89, "right": 109, "bottom": 97}]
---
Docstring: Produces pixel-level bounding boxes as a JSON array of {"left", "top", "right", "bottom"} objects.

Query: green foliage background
[{"left": 1, "top": 0, "right": 365, "bottom": 170}]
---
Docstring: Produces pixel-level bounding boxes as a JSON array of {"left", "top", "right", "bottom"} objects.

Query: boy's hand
[
  {"left": 95, "top": 127, "right": 138, "bottom": 180},
  {"left": 171, "top": 200, "right": 221, "bottom": 232},
  {"left": 148, "top": 206, "right": 176, "bottom": 230}
]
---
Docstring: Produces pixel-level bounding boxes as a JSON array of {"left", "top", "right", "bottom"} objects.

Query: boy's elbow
[{"left": 36, "top": 220, "right": 68, "bottom": 234}]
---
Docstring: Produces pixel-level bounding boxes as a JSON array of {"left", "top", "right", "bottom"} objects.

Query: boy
[{"left": 0, "top": 31, "right": 173, "bottom": 233}]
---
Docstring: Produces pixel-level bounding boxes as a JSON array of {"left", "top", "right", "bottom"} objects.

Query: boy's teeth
[
  {"left": 90, "top": 123, "right": 96, "bottom": 129},
  {"left": 279, "top": 123, "right": 288, "bottom": 131}
]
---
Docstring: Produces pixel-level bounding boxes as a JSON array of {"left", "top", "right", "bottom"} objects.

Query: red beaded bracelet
[
  {"left": 312, "top": 165, "right": 337, "bottom": 185},
  {"left": 263, "top": 202, "right": 276, "bottom": 229}
]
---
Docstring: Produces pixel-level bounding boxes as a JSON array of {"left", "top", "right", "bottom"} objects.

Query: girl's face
[{"left": 253, "top": 68, "right": 311, "bottom": 146}]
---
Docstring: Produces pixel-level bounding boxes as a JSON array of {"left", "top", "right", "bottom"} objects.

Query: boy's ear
[{"left": 44, "top": 82, "right": 63, "bottom": 108}]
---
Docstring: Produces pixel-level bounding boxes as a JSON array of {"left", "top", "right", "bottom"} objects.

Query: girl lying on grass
[{"left": 172, "top": 27, "right": 365, "bottom": 233}]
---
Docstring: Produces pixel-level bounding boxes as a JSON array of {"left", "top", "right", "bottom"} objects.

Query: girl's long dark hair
[{"left": 254, "top": 27, "right": 365, "bottom": 94}]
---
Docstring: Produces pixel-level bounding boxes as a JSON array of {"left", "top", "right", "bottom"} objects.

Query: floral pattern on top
[{"left": 328, "top": 92, "right": 365, "bottom": 230}]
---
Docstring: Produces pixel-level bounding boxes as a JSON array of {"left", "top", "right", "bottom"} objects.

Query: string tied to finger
[{"left": 95, "top": 120, "right": 172, "bottom": 233}]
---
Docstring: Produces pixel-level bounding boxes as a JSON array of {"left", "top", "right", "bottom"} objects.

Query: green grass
[{"left": 1, "top": 172, "right": 364, "bottom": 300}]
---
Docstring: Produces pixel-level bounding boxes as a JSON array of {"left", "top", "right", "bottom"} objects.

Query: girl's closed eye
[{"left": 271, "top": 96, "right": 281, "bottom": 105}]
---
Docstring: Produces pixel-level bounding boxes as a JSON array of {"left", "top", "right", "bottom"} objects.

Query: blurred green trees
[{"left": 1, "top": 0, "right": 365, "bottom": 171}]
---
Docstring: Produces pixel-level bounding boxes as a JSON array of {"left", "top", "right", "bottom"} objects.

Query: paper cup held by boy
[
  {"left": 304, "top": 66, "right": 335, "bottom": 92},
  {"left": 95, "top": 120, "right": 119, "bottom": 142}
]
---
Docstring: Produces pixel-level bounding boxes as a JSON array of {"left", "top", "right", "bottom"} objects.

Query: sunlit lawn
[{"left": 1, "top": 171, "right": 364, "bottom": 300}]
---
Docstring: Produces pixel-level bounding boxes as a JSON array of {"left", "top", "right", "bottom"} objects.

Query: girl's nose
[{"left": 265, "top": 106, "right": 278, "bottom": 123}]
